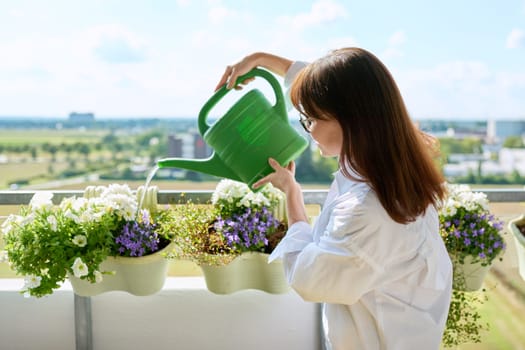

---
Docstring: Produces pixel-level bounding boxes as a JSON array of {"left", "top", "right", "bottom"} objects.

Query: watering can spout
[{"left": 157, "top": 153, "right": 242, "bottom": 182}]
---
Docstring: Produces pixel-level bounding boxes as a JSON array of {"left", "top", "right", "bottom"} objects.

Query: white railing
[{"left": 1, "top": 188, "right": 525, "bottom": 350}]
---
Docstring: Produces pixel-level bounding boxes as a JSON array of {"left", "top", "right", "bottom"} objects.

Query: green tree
[
  {"left": 75, "top": 143, "right": 91, "bottom": 162},
  {"left": 30, "top": 146, "right": 38, "bottom": 161},
  {"left": 502, "top": 136, "right": 524, "bottom": 148},
  {"left": 42, "top": 143, "right": 58, "bottom": 162}
]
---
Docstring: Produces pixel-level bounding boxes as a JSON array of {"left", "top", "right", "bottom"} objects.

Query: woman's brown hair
[{"left": 290, "top": 47, "right": 445, "bottom": 224}]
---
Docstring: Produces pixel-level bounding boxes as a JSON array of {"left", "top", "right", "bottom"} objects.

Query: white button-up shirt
[{"left": 269, "top": 172, "right": 452, "bottom": 349}]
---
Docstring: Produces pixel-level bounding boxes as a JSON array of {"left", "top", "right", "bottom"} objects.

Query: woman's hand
[
  {"left": 254, "top": 158, "right": 308, "bottom": 225},
  {"left": 253, "top": 158, "right": 297, "bottom": 194},
  {"left": 215, "top": 54, "right": 259, "bottom": 91},
  {"left": 215, "top": 52, "right": 293, "bottom": 91}
]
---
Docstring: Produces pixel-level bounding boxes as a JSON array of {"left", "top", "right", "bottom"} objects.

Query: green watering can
[{"left": 157, "top": 68, "right": 309, "bottom": 190}]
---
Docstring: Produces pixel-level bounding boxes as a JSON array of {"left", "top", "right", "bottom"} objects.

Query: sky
[{"left": 0, "top": 0, "right": 524, "bottom": 120}]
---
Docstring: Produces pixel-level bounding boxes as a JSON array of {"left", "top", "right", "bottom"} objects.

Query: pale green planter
[
  {"left": 451, "top": 255, "right": 491, "bottom": 291},
  {"left": 69, "top": 242, "right": 172, "bottom": 296},
  {"left": 201, "top": 252, "right": 290, "bottom": 295},
  {"left": 508, "top": 215, "right": 525, "bottom": 281}
]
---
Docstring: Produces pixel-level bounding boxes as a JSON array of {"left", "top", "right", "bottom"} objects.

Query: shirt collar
[{"left": 334, "top": 166, "right": 366, "bottom": 194}]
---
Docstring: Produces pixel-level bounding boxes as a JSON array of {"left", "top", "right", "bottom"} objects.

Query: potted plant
[
  {"left": 160, "top": 179, "right": 289, "bottom": 294},
  {"left": 438, "top": 183, "right": 507, "bottom": 348},
  {"left": 507, "top": 215, "right": 525, "bottom": 281},
  {"left": 439, "top": 183, "right": 506, "bottom": 291},
  {"left": 1, "top": 184, "right": 173, "bottom": 297}
]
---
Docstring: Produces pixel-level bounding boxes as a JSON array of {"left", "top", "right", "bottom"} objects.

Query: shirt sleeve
[
  {"left": 283, "top": 61, "right": 309, "bottom": 111},
  {"left": 269, "top": 192, "right": 416, "bottom": 306}
]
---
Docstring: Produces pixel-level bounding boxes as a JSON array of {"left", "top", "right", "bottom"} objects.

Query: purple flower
[
  {"left": 115, "top": 215, "right": 160, "bottom": 257},
  {"left": 217, "top": 206, "right": 280, "bottom": 252}
]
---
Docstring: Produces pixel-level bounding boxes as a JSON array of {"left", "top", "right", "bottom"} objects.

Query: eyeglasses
[{"left": 299, "top": 115, "right": 314, "bottom": 133}]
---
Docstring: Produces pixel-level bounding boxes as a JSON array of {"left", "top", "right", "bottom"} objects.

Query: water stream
[{"left": 138, "top": 165, "right": 159, "bottom": 212}]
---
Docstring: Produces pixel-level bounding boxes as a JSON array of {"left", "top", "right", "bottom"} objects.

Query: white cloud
[
  {"left": 206, "top": 3, "right": 254, "bottom": 25},
  {"left": 208, "top": 6, "right": 235, "bottom": 23},
  {"left": 506, "top": 28, "right": 525, "bottom": 49},
  {"left": 277, "top": 0, "right": 348, "bottom": 31},
  {"left": 388, "top": 31, "right": 406, "bottom": 46},
  {"left": 326, "top": 36, "right": 360, "bottom": 50},
  {"left": 80, "top": 24, "right": 149, "bottom": 63},
  {"left": 395, "top": 61, "right": 525, "bottom": 119},
  {"left": 381, "top": 31, "right": 406, "bottom": 60}
]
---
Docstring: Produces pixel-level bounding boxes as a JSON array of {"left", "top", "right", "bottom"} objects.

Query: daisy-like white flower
[
  {"left": 47, "top": 215, "right": 58, "bottom": 232},
  {"left": 211, "top": 179, "right": 249, "bottom": 205},
  {"left": 72, "top": 257, "right": 89, "bottom": 278},
  {"left": 23, "top": 274, "right": 42, "bottom": 289},
  {"left": 64, "top": 209, "right": 80, "bottom": 223},
  {"left": 29, "top": 192, "right": 53, "bottom": 212},
  {"left": 1, "top": 215, "right": 19, "bottom": 235},
  {"left": 72, "top": 235, "right": 87, "bottom": 247},
  {"left": 94, "top": 271, "right": 103, "bottom": 283}
]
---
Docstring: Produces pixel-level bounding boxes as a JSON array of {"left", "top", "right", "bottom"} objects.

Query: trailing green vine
[{"left": 442, "top": 265, "right": 490, "bottom": 347}]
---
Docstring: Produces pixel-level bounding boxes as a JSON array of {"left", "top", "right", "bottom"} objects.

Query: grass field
[{"left": 0, "top": 129, "right": 105, "bottom": 145}]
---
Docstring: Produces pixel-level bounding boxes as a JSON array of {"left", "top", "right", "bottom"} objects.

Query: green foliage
[
  {"left": 454, "top": 171, "right": 524, "bottom": 185},
  {"left": 502, "top": 136, "right": 525, "bottom": 148},
  {"left": 160, "top": 180, "right": 287, "bottom": 266},
  {"left": 157, "top": 201, "right": 236, "bottom": 266},
  {"left": 439, "top": 137, "right": 483, "bottom": 155},
  {"left": 295, "top": 145, "right": 337, "bottom": 183},
  {"left": 442, "top": 273, "right": 489, "bottom": 347},
  {"left": 2, "top": 184, "right": 171, "bottom": 297}
]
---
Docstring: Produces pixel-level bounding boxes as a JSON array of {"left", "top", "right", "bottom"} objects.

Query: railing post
[{"left": 74, "top": 294, "right": 93, "bottom": 350}]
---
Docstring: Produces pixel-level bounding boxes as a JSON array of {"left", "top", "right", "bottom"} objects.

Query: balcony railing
[{"left": 1, "top": 188, "right": 525, "bottom": 350}]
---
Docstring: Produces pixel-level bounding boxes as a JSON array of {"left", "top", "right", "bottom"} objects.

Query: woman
[{"left": 216, "top": 48, "right": 452, "bottom": 350}]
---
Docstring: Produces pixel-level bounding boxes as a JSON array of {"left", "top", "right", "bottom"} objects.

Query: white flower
[
  {"left": 94, "top": 271, "right": 103, "bottom": 283},
  {"left": 441, "top": 204, "right": 457, "bottom": 217},
  {"left": 29, "top": 192, "right": 53, "bottom": 212},
  {"left": 102, "top": 184, "right": 134, "bottom": 197},
  {"left": 64, "top": 209, "right": 80, "bottom": 223},
  {"left": 77, "top": 211, "right": 93, "bottom": 224},
  {"left": 72, "top": 197, "right": 88, "bottom": 211},
  {"left": 239, "top": 192, "right": 270, "bottom": 208},
  {"left": 20, "top": 213, "right": 36, "bottom": 227},
  {"left": 72, "top": 257, "right": 89, "bottom": 278},
  {"left": 72, "top": 235, "right": 87, "bottom": 247},
  {"left": 23, "top": 275, "right": 42, "bottom": 289},
  {"left": 83, "top": 185, "right": 105, "bottom": 199},
  {"left": 211, "top": 179, "right": 249, "bottom": 205},
  {"left": 440, "top": 183, "right": 490, "bottom": 217},
  {"left": 46, "top": 215, "right": 58, "bottom": 231},
  {"left": 1, "top": 214, "right": 20, "bottom": 235}
]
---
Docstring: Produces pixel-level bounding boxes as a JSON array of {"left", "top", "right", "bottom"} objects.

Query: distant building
[
  {"left": 418, "top": 119, "right": 487, "bottom": 139},
  {"left": 193, "top": 133, "right": 211, "bottom": 159},
  {"left": 487, "top": 119, "right": 525, "bottom": 144},
  {"left": 167, "top": 134, "right": 183, "bottom": 157},
  {"left": 68, "top": 112, "right": 95, "bottom": 124}
]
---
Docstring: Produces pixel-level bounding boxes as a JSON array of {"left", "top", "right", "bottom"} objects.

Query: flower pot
[
  {"left": 508, "top": 215, "right": 525, "bottom": 281},
  {"left": 200, "top": 252, "right": 290, "bottom": 295},
  {"left": 451, "top": 255, "right": 491, "bottom": 292},
  {"left": 69, "top": 242, "right": 172, "bottom": 296}
]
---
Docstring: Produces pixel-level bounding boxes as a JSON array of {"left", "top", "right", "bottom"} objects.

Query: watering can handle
[{"left": 198, "top": 68, "right": 287, "bottom": 136}]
